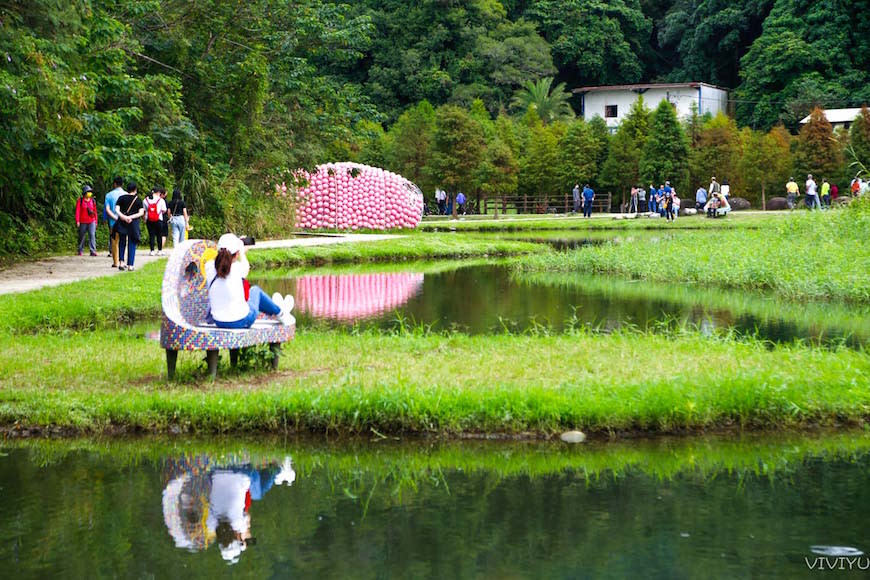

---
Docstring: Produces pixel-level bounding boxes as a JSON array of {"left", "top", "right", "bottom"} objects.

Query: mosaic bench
[{"left": 160, "top": 239, "right": 295, "bottom": 379}]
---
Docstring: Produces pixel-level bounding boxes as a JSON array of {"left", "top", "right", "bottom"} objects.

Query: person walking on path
[
  {"left": 167, "top": 188, "right": 189, "bottom": 246},
  {"left": 75, "top": 184, "right": 99, "bottom": 256},
  {"left": 115, "top": 182, "right": 144, "bottom": 271},
  {"left": 144, "top": 187, "right": 167, "bottom": 255},
  {"left": 455, "top": 191, "right": 466, "bottom": 215},
  {"left": 821, "top": 178, "right": 831, "bottom": 209},
  {"left": 160, "top": 188, "right": 170, "bottom": 249},
  {"left": 695, "top": 185, "right": 707, "bottom": 211},
  {"left": 582, "top": 184, "right": 595, "bottom": 218},
  {"left": 572, "top": 183, "right": 581, "bottom": 214},
  {"left": 435, "top": 188, "right": 447, "bottom": 215},
  {"left": 785, "top": 177, "right": 799, "bottom": 210},
  {"left": 104, "top": 176, "right": 125, "bottom": 267},
  {"left": 637, "top": 185, "right": 647, "bottom": 212},
  {"left": 805, "top": 174, "right": 820, "bottom": 210}
]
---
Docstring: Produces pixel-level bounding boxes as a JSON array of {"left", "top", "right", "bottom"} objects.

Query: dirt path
[{"left": 0, "top": 233, "right": 402, "bottom": 295}]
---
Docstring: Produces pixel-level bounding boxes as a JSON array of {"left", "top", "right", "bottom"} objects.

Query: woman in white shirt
[{"left": 206, "top": 233, "right": 294, "bottom": 328}]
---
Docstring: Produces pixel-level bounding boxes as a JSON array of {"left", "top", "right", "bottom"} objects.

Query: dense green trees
[
  {"left": 794, "top": 108, "right": 843, "bottom": 182},
  {"left": 2, "top": 0, "right": 870, "bottom": 260}
]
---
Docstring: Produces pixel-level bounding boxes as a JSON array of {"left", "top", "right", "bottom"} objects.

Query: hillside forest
[{"left": 2, "top": 0, "right": 870, "bottom": 258}]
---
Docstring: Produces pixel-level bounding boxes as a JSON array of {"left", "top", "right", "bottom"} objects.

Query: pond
[
  {"left": 252, "top": 262, "right": 870, "bottom": 346},
  {"left": 2, "top": 432, "right": 868, "bottom": 578}
]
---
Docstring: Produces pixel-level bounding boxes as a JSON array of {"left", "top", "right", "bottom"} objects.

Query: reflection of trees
[{"left": 3, "top": 434, "right": 870, "bottom": 577}]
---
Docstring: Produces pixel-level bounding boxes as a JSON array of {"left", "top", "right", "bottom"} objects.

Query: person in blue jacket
[
  {"left": 582, "top": 184, "right": 595, "bottom": 218},
  {"left": 648, "top": 183, "right": 658, "bottom": 214}
]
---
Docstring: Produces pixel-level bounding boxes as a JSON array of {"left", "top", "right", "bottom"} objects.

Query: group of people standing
[
  {"left": 786, "top": 175, "right": 837, "bottom": 210},
  {"left": 78, "top": 176, "right": 190, "bottom": 271},
  {"left": 625, "top": 182, "right": 681, "bottom": 221},
  {"left": 434, "top": 188, "right": 467, "bottom": 216}
]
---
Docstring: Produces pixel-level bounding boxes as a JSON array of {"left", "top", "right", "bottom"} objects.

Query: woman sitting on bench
[{"left": 206, "top": 233, "right": 295, "bottom": 328}]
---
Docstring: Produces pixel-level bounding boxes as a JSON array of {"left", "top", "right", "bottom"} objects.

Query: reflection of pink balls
[
  {"left": 293, "top": 162, "right": 423, "bottom": 230},
  {"left": 295, "top": 272, "right": 424, "bottom": 320}
]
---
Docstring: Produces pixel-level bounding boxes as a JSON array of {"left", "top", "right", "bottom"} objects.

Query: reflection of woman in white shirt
[{"left": 207, "top": 471, "right": 253, "bottom": 564}]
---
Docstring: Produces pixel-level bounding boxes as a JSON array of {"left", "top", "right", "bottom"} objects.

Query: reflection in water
[
  {"left": 254, "top": 264, "right": 870, "bottom": 345},
  {"left": 2, "top": 434, "right": 870, "bottom": 578},
  {"left": 161, "top": 453, "right": 295, "bottom": 564},
  {"left": 295, "top": 272, "right": 424, "bottom": 321}
]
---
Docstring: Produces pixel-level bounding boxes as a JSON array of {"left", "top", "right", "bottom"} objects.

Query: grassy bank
[
  {"left": 516, "top": 207, "right": 870, "bottom": 302},
  {"left": 247, "top": 234, "right": 546, "bottom": 268},
  {"left": 420, "top": 212, "right": 777, "bottom": 232},
  {"left": 9, "top": 431, "right": 870, "bottom": 484},
  {"left": 2, "top": 324, "right": 868, "bottom": 435}
]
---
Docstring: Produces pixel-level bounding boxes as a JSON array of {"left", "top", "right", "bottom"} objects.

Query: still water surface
[
  {"left": 253, "top": 262, "right": 870, "bottom": 346},
  {"left": 1, "top": 433, "right": 868, "bottom": 578}
]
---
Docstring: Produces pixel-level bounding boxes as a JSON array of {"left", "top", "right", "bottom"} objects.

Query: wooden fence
[{"left": 480, "top": 193, "right": 613, "bottom": 215}]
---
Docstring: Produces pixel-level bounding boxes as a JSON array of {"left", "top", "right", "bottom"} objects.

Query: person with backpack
[
  {"left": 167, "top": 188, "right": 190, "bottom": 246},
  {"left": 115, "top": 182, "right": 144, "bottom": 271},
  {"left": 75, "top": 184, "right": 99, "bottom": 256},
  {"left": 144, "top": 187, "right": 167, "bottom": 255}
]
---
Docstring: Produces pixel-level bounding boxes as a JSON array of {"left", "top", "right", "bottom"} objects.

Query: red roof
[{"left": 572, "top": 82, "right": 728, "bottom": 94}]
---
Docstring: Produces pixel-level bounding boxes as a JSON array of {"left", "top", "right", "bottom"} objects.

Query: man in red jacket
[{"left": 75, "top": 184, "right": 99, "bottom": 256}]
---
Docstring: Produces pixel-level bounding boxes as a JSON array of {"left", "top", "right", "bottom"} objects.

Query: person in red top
[{"left": 75, "top": 184, "right": 99, "bottom": 256}]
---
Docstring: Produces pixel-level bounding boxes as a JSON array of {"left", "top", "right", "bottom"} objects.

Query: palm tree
[{"left": 510, "top": 77, "right": 575, "bottom": 125}]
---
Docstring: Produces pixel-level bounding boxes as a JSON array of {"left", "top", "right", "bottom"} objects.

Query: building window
[{"left": 605, "top": 105, "right": 618, "bottom": 118}]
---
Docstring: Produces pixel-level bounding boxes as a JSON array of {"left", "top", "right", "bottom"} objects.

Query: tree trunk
[{"left": 761, "top": 183, "right": 766, "bottom": 211}]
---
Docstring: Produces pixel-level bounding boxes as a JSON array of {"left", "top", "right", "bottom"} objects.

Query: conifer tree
[
  {"left": 639, "top": 100, "right": 689, "bottom": 193},
  {"left": 557, "top": 119, "right": 599, "bottom": 192},
  {"left": 600, "top": 96, "right": 650, "bottom": 202},
  {"left": 848, "top": 106, "right": 870, "bottom": 175},
  {"left": 794, "top": 107, "right": 843, "bottom": 180}
]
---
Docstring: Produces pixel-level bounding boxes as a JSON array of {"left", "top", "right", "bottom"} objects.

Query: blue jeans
[
  {"left": 118, "top": 233, "right": 137, "bottom": 266},
  {"left": 214, "top": 286, "right": 281, "bottom": 329},
  {"left": 649, "top": 199, "right": 657, "bottom": 213},
  {"left": 170, "top": 216, "right": 186, "bottom": 245},
  {"left": 583, "top": 199, "right": 593, "bottom": 217}
]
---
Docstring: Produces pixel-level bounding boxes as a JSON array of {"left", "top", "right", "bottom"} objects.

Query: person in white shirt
[
  {"left": 435, "top": 188, "right": 447, "bottom": 215},
  {"left": 206, "top": 233, "right": 295, "bottom": 328},
  {"left": 805, "top": 174, "right": 820, "bottom": 210}
]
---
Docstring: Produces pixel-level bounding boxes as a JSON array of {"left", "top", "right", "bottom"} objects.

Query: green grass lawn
[{"left": 2, "top": 324, "right": 868, "bottom": 435}]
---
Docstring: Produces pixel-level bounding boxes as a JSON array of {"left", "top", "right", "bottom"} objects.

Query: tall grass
[{"left": 1, "top": 324, "right": 868, "bottom": 435}]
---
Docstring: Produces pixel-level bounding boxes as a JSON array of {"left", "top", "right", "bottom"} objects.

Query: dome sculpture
[{"left": 294, "top": 162, "right": 424, "bottom": 230}]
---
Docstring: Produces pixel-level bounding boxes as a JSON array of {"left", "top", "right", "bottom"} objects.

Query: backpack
[{"left": 146, "top": 199, "right": 160, "bottom": 222}]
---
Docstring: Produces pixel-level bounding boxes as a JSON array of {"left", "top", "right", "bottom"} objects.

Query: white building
[
  {"left": 799, "top": 108, "right": 862, "bottom": 131},
  {"left": 573, "top": 82, "right": 730, "bottom": 130}
]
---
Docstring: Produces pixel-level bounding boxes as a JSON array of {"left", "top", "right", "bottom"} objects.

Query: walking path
[{"left": 0, "top": 233, "right": 402, "bottom": 296}]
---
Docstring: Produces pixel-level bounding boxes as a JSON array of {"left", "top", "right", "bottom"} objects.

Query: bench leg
[
  {"left": 269, "top": 342, "right": 281, "bottom": 371},
  {"left": 206, "top": 350, "right": 219, "bottom": 379},
  {"left": 230, "top": 349, "right": 239, "bottom": 369},
  {"left": 166, "top": 349, "right": 178, "bottom": 380}
]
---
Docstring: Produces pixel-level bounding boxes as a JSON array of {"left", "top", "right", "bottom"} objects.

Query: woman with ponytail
[{"left": 205, "top": 233, "right": 294, "bottom": 329}]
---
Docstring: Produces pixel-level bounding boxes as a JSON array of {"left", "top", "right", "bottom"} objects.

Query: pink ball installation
[
  {"left": 295, "top": 272, "right": 424, "bottom": 321},
  {"left": 294, "top": 162, "right": 424, "bottom": 230}
]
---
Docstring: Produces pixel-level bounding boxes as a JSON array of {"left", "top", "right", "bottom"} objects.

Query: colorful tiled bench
[{"left": 159, "top": 239, "right": 295, "bottom": 379}]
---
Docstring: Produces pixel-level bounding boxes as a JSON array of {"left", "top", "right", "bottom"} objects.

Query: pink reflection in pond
[{"left": 295, "top": 272, "right": 424, "bottom": 321}]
